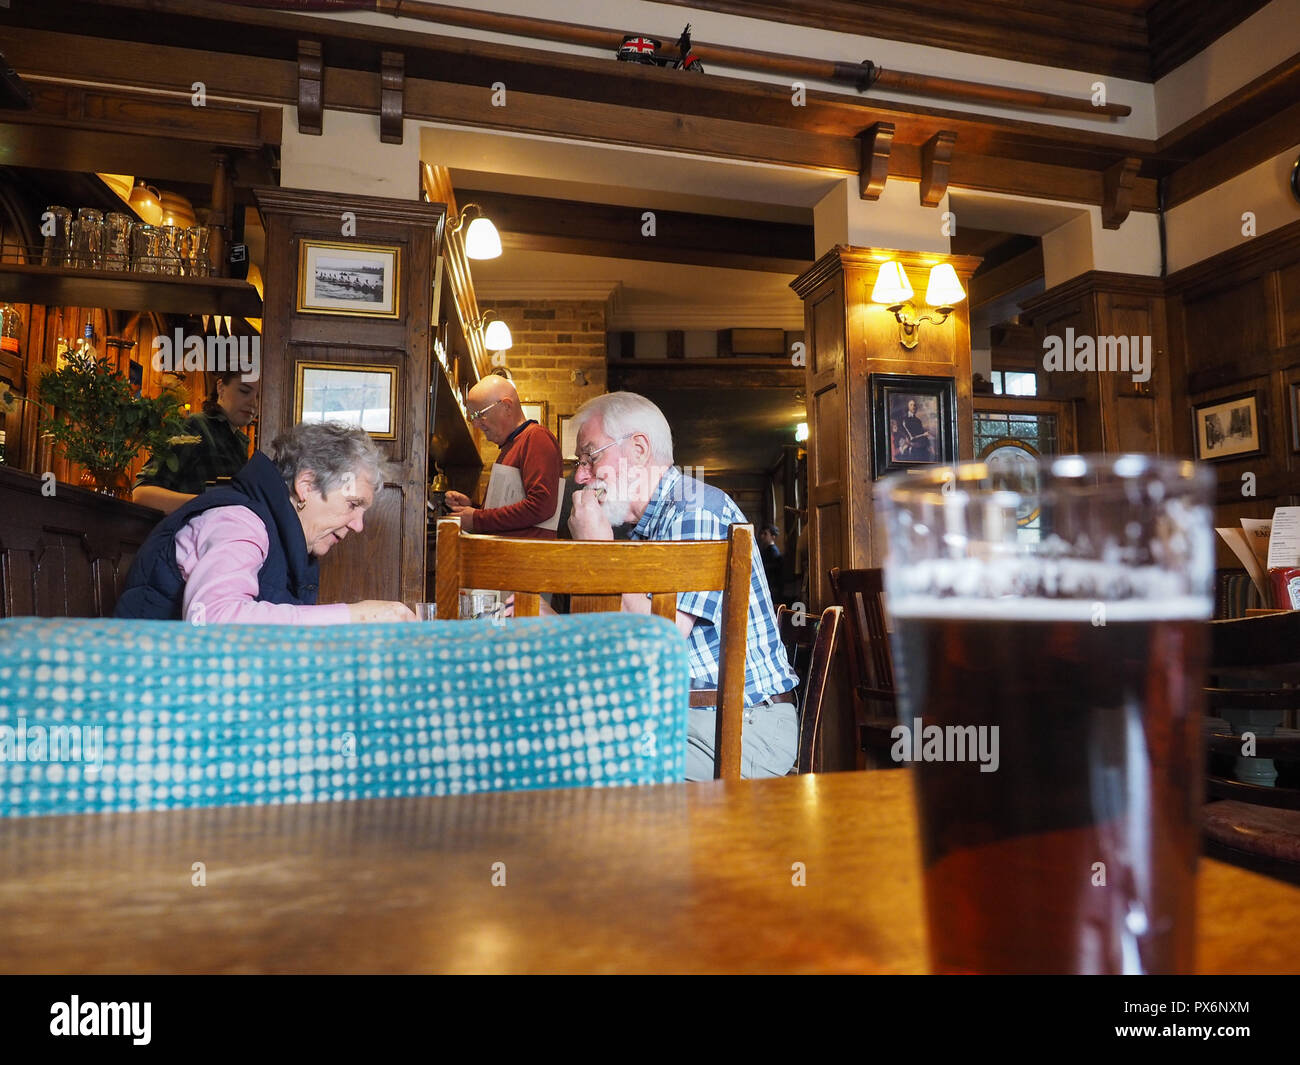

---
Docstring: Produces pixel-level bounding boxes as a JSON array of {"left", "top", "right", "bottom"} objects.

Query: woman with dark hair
[
  {"left": 115, "top": 421, "right": 414, "bottom": 624},
  {"left": 132, "top": 369, "right": 258, "bottom": 515}
]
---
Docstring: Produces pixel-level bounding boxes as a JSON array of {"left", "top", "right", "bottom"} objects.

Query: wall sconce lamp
[
  {"left": 871, "top": 261, "right": 966, "bottom": 349},
  {"left": 472, "top": 310, "right": 513, "bottom": 351},
  {"left": 794, "top": 421, "right": 809, "bottom": 442},
  {"left": 448, "top": 203, "right": 503, "bottom": 260}
]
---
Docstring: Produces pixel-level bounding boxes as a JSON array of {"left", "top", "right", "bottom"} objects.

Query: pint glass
[{"left": 876, "top": 454, "right": 1213, "bottom": 974}]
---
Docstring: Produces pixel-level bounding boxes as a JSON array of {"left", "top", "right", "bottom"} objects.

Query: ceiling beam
[
  {"left": 969, "top": 245, "right": 1045, "bottom": 307},
  {"left": 6, "top": 11, "right": 1286, "bottom": 216},
  {"left": 457, "top": 189, "right": 814, "bottom": 274},
  {"left": 610, "top": 360, "right": 805, "bottom": 392}
]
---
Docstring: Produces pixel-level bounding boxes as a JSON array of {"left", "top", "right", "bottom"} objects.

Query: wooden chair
[
  {"left": 828, "top": 566, "right": 900, "bottom": 769},
  {"left": 776, "top": 604, "right": 844, "bottom": 774},
  {"left": 1203, "top": 611, "right": 1300, "bottom": 884},
  {"left": 435, "top": 517, "right": 753, "bottom": 780}
]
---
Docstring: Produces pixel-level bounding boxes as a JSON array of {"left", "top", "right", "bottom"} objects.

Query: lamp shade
[
  {"left": 871, "top": 260, "right": 914, "bottom": 304},
  {"left": 464, "top": 216, "right": 503, "bottom": 260},
  {"left": 483, "top": 319, "right": 513, "bottom": 350},
  {"left": 925, "top": 263, "right": 966, "bottom": 308}
]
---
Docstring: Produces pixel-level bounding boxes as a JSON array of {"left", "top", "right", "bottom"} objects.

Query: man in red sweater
[{"left": 445, "top": 375, "right": 563, "bottom": 539}]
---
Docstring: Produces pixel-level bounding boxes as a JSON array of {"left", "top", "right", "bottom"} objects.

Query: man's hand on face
[
  {"left": 450, "top": 505, "right": 476, "bottom": 531},
  {"left": 569, "top": 487, "right": 614, "bottom": 540}
]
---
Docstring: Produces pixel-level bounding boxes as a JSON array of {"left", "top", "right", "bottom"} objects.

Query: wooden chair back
[
  {"left": 828, "top": 567, "right": 898, "bottom": 766},
  {"left": 435, "top": 517, "right": 753, "bottom": 779},
  {"left": 777, "top": 604, "right": 844, "bottom": 774}
]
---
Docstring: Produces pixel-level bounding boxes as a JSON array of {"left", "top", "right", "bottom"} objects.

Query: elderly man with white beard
[{"left": 567, "top": 391, "right": 799, "bottom": 780}]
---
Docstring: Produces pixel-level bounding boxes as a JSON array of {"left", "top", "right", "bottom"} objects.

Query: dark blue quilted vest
[{"left": 114, "top": 452, "right": 320, "bottom": 619}]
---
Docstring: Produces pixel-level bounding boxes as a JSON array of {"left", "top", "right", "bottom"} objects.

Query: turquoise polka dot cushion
[{"left": 0, "top": 614, "right": 689, "bottom": 818}]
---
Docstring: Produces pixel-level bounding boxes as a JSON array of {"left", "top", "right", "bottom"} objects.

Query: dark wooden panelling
[
  {"left": 0, "top": 466, "right": 159, "bottom": 618},
  {"left": 1164, "top": 220, "right": 1300, "bottom": 563},
  {"left": 653, "top": 0, "right": 1153, "bottom": 80},
  {"left": 1184, "top": 282, "right": 1274, "bottom": 376},
  {"left": 1147, "top": 0, "right": 1274, "bottom": 80},
  {"left": 254, "top": 187, "right": 444, "bottom": 609},
  {"left": 1281, "top": 261, "right": 1300, "bottom": 347}
]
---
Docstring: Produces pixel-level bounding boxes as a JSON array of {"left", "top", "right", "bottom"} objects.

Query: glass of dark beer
[{"left": 877, "top": 454, "right": 1213, "bottom": 974}]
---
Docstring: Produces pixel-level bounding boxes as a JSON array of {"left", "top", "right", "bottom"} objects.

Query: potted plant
[{"left": 35, "top": 345, "right": 188, "bottom": 497}]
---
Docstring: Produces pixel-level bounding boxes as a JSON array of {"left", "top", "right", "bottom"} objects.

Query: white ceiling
[
  {"left": 472, "top": 248, "right": 805, "bottom": 329},
  {"left": 422, "top": 123, "right": 821, "bottom": 329}
]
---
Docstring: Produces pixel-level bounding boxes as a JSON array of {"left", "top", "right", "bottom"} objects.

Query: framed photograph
[
  {"left": 297, "top": 240, "right": 401, "bottom": 319},
  {"left": 870, "top": 373, "right": 957, "bottom": 479},
  {"left": 294, "top": 361, "right": 398, "bottom": 441},
  {"left": 1194, "top": 392, "right": 1263, "bottom": 462},
  {"left": 520, "top": 399, "right": 547, "bottom": 427},
  {"left": 557, "top": 414, "right": 579, "bottom": 461}
]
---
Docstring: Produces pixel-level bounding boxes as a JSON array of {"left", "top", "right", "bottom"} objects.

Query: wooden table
[{"left": 1, "top": 770, "right": 1297, "bottom": 974}]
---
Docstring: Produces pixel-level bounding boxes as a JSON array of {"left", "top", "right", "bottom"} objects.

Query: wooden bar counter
[
  {"left": 0, "top": 466, "right": 162, "bottom": 618},
  {"left": 1, "top": 770, "right": 1296, "bottom": 974}
]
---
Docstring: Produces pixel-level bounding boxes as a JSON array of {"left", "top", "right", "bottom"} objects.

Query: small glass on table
[{"left": 459, "top": 589, "right": 502, "bottom": 621}]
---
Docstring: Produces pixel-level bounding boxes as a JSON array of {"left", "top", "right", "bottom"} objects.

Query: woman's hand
[{"left": 348, "top": 600, "right": 417, "bottom": 622}]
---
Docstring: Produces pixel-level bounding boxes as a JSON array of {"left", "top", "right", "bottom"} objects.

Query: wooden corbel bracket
[
  {"left": 919, "top": 130, "right": 957, "bottom": 207},
  {"left": 857, "top": 121, "right": 894, "bottom": 201},
  {"left": 380, "top": 50, "right": 405, "bottom": 144},
  {"left": 1102, "top": 156, "right": 1142, "bottom": 230},
  {"left": 298, "top": 39, "right": 323, "bottom": 136}
]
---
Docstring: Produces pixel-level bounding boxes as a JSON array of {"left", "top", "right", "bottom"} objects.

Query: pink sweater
[{"left": 175, "top": 505, "right": 351, "bottom": 625}]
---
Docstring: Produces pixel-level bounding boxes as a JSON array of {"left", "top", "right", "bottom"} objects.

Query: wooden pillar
[
  {"left": 1018, "top": 272, "right": 1173, "bottom": 454},
  {"left": 253, "top": 187, "right": 445, "bottom": 607},
  {"left": 791, "top": 246, "right": 981, "bottom": 609},
  {"left": 209, "top": 150, "right": 235, "bottom": 278}
]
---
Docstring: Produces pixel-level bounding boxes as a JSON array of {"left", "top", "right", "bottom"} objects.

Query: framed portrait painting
[
  {"left": 870, "top": 373, "right": 958, "bottom": 479},
  {"left": 297, "top": 240, "right": 401, "bottom": 319},
  {"left": 1193, "top": 392, "right": 1263, "bottom": 462}
]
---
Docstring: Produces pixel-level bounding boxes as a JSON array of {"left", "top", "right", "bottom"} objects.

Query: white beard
[{"left": 591, "top": 478, "right": 634, "bottom": 528}]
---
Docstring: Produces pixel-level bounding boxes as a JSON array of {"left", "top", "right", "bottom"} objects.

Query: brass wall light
[
  {"left": 871, "top": 261, "right": 966, "bottom": 349},
  {"left": 448, "top": 203, "right": 503, "bottom": 260},
  {"left": 472, "top": 310, "right": 512, "bottom": 351}
]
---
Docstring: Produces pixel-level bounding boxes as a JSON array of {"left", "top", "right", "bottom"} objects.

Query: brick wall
[{"left": 477, "top": 299, "right": 608, "bottom": 465}]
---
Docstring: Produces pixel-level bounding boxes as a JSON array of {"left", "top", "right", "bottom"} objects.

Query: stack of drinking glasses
[{"left": 42, "top": 205, "right": 212, "bottom": 276}]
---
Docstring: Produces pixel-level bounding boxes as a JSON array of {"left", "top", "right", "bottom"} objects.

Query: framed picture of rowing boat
[
  {"left": 869, "top": 373, "right": 957, "bottom": 480},
  {"left": 296, "top": 240, "right": 401, "bottom": 319}
]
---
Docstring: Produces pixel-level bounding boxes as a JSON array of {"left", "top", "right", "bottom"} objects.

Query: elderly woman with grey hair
[{"left": 116, "top": 421, "right": 414, "bottom": 623}]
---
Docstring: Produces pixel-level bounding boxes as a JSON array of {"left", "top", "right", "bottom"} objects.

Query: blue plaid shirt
[{"left": 629, "top": 466, "right": 797, "bottom": 706}]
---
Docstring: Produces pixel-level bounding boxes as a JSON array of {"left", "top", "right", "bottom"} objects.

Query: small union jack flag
[{"left": 617, "top": 35, "right": 662, "bottom": 63}]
